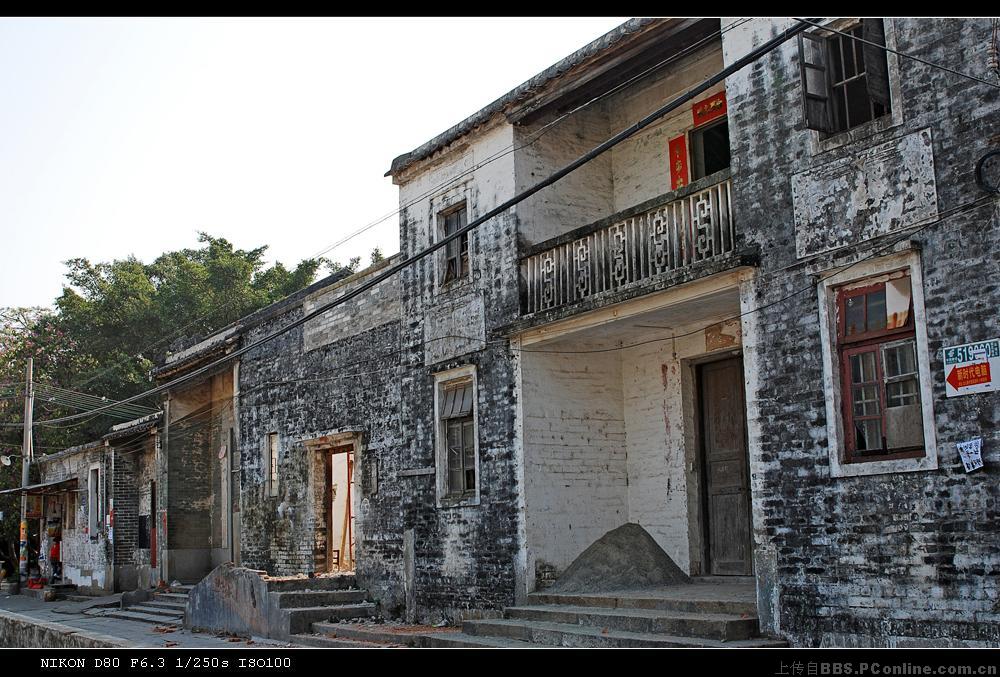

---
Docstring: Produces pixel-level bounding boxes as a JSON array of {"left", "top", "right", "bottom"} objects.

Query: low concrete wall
[
  {"left": 0, "top": 609, "right": 131, "bottom": 648},
  {"left": 185, "top": 563, "right": 285, "bottom": 640}
]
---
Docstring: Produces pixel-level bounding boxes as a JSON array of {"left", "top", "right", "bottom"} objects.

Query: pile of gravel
[{"left": 547, "top": 522, "right": 690, "bottom": 593}]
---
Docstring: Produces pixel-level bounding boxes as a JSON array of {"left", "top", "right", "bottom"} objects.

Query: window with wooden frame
[
  {"left": 836, "top": 272, "right": 924, "bottom": 462},
  {"left": 799, "top": 19, "right": 892, "bottom": 135},
  {"left": 266, "top": 433, "right": 280, "bottom": 497},
  {"left": 441, "top": 379, "right": 475, "bottom": 497},
  {"left": 434, "top": 366, "right": 479, "bottom": 506},
  {"left": 440, "top": 204, "right": 469, "bottom": 285}
]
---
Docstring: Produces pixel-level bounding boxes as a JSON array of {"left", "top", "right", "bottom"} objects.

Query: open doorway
[
  {"left": 315, "top": 444, "right": 355, "bottom": 573},
  {"left": 697, "top": 356, "right": 753, "bottom": 576}
]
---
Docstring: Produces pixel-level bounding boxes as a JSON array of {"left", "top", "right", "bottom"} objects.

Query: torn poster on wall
[{"left": 956, "top": 438, "right": 984, "bottom": 473}]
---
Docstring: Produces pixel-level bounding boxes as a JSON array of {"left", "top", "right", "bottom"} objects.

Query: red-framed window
[{"left": 836, "top": 273, "right": 924, "bottom": 463}]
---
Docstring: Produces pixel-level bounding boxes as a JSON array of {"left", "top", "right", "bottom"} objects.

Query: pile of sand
[{"left": 547, "top": 522, "right": 690, "bottom": 593}]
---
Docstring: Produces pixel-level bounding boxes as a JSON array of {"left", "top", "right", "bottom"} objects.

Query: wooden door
[
  {"left": 699, "top": 357, "right": 752, "bottom": 576},
  {"left": 150, "top": 481, "right": 157, "bottom": 568}
]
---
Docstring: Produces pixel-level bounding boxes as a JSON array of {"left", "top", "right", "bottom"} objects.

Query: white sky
[{"left": 0, "top": 17, "right": 627, "bottom": 308}]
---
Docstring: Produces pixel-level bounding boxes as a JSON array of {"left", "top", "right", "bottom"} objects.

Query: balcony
[{"left": 520, "top": 170, "right": 738, "bottom": 316}]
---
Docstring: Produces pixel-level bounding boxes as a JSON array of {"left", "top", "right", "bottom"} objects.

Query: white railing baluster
[{"left": 522, "top": 178, "right": 734, "bottom": 314}]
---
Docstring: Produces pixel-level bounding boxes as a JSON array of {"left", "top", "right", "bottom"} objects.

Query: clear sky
[{"left": 0, "top": 17, "right": 627, "bottom": 308}]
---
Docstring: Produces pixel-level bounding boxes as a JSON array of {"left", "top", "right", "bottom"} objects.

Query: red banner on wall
[
  {"left": 692, "top": 91, "right": 727, "bottom": 127},
  {"left": 668, "top": 135, "right": 689, "bottom": 191}
]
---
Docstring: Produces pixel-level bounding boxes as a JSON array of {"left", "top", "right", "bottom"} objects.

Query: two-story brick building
[{"left": 156, "top": 17, "right": 1000, "bottom": 647}]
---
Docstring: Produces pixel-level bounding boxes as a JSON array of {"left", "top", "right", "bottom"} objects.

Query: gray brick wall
[{"left": 724, "top": 17, "right": 1000, "bottom": 646}]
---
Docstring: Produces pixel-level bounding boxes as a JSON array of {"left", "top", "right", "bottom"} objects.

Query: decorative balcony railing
[{"left": 521, "top": 175, "right": 735, "bottom": 315}]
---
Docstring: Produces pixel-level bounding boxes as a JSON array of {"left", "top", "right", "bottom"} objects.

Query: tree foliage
[{"left": 0, "top": 234, "right": 330, "bottom": 543}]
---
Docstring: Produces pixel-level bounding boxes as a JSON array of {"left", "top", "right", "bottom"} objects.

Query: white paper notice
[{"left": 956, "top": 438, "right": 984, "bottom": 473}]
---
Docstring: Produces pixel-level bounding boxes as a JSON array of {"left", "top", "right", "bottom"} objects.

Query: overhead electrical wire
[
  {"left": 13, "top": 18, "right": 997, "bottom": 426},
  {"left": 305, "top": 17, "right": 756, "bottom": 262},
  {"left": 32, "top": 16, "right": 989, "bottom": 402},
  {"left": 52, "top": 19, "right": 756, "bottom": 397},
  {"left": 794, "top": 18, "right": 1000, "bottom": 90},
  {"left": 0, "top": 18, "right": 824, "bottom": 428}
]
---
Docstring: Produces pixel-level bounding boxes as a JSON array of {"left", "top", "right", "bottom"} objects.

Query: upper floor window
[
  {"left": 799, "top": 19, "right": 892, "bottom": 136},
  {"left": 440, "top": 204, "right": 469, "bottom": 285},
  {"left": 690, "top": 117, "right": 731, "bottom": 181},
  {"left": 266, "top": 432, "right": 280, "bottom": 497}
]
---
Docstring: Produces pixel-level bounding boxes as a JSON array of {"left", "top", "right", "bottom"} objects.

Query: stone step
[
  {"left": 103, "top": 610, "right": 182, "bottom": 625},
  {"left": 286, "top": 603, "right": 376, "bottom": 635},
  {"left": 142, "top": 599, "right": 188, "bottom": 612},
  {"left": 153, "top": 592, "right": 190, "bottom": 602},
  {"left": 464, "top": 618, "right": 786, "bottom": 648},
  {"left": 526, "top": 591, "right": 757, "bottom": 616},
  {"left": 416, "top": 632, "right": 541, "bottom": 648},
  {"left": 291, "top": 633, "right": 402, "bottom": 648},
  {"left": 127, "top": 604, "right": 185, "bottom": 619},
  {"left": 504, "top": 605, "right": 758, "bottom": 641},
  {"left": 275, "top": 589, "right": 369, "bottom": 609},
  {"left": 310, "top": 622, "right": 430, "bottom": 646},
  {"left": 265, "top": 575, "right": 358, "bottom": 592}
]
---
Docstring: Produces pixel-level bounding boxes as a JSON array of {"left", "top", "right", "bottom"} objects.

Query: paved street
[{"left": 0, "top": 593, "right": 297, "bottom": 648}]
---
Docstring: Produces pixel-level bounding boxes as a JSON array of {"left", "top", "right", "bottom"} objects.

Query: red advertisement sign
[
  {"left": 668, "top": 135, "right": 689, "bottom": 191},
  {"left": 692, "top": 91, "right": 727, "bottom": 127},
  {"left": 947, "top": 362, "right": 992, "bottom": 390}
]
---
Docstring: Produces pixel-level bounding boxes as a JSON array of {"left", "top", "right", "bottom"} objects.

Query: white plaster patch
[
  {"left": 423, "top": 293, "right": 485, "bottom": 366},
  {"left": 792, "top": 128, "right": 938, "bottom": 259}
]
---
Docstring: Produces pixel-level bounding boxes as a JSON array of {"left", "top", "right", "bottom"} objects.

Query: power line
[
  {"left": 32, "top": 21, "right": 749, "bottom": 398},
  {"left": 307, "top": 18, "right": 755, "bottom": 264},
  {"left": 794, "top": 18, "right": 1000, "bottom": 90},
  {"left": 53, "top": 197, "right": 999, "bottom": 445},
  {"left": 228, "top": 193, "right": 997, "bottom": 383},
  {"left": 511, "top": 195, "right": 999, "bottom": 355},
  {"left": 32, "top": 19, "right": 751, "bottom": 399},
  {"left": 8, "top": 19, "right": 819, "bottom": 428}
]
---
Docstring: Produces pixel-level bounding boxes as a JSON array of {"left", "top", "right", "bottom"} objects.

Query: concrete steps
[
  {"left": 302, "top": 622, "right": 535, "bottom": 648},
  {"left": 261, "top": 575, "right": 377, "bottom": 637},
  {"left": 411, "top": 633, "right": 541, "bottom": 648},
  {"left": 526, "top": 591, "right": 757, "bottom": 616},
  {"left": 285, "top": 603, "right": 376, "bottom": 635},
  {"left": 503, "top": 604, "right": 758, "bottom": 640},
  {"left": 291, "top": 633, "right": 399, "bottom": 648},
  {"left": 104, "top": 609, "right": 183, "bottom": 625},
  {"left": 265, "top": 574, "right": 358, "bottom": 592},
  {"left": 418, "top": 581, "right": 785, "bottom": 648},
  {"left": 108, "top": 585, "right": 191, "bottom": 625},
  {"left": 275, "top": 589, "right": 369, "bottom": 609},
  {"left": 462, "top": 618, "right": 785, "bottom": 648}
]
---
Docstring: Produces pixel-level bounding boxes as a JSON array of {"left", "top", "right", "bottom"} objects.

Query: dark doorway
[
  {"left": 698, "top": 356, "right": 752, "bottom": 575},
  {"left": 691, "top": 118, "right": 731, "bottom": 180}
]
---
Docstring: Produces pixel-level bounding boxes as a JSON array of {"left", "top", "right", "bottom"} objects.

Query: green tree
[{"left": 0, "top": 234, "right": 326, "bottom": 549}]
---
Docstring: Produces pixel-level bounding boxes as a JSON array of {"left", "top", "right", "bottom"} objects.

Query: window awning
[
  {"left": 441, "top": 382, "right": 473, "bottom": 419},
  {"left": 0, "top": 478, "right": 78, "bottom": 496}
]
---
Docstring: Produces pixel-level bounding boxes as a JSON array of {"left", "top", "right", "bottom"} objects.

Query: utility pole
[{"left": 18, "top": 358, "right": 33, "bottom": 581}]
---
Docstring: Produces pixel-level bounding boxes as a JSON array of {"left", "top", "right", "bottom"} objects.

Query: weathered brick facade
[
  {"left": 142, "top": 17, "right": 1000, "bottom": 646},
  {"left": 722, "top": 18, "right": 1000, "bottom": 647}
]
